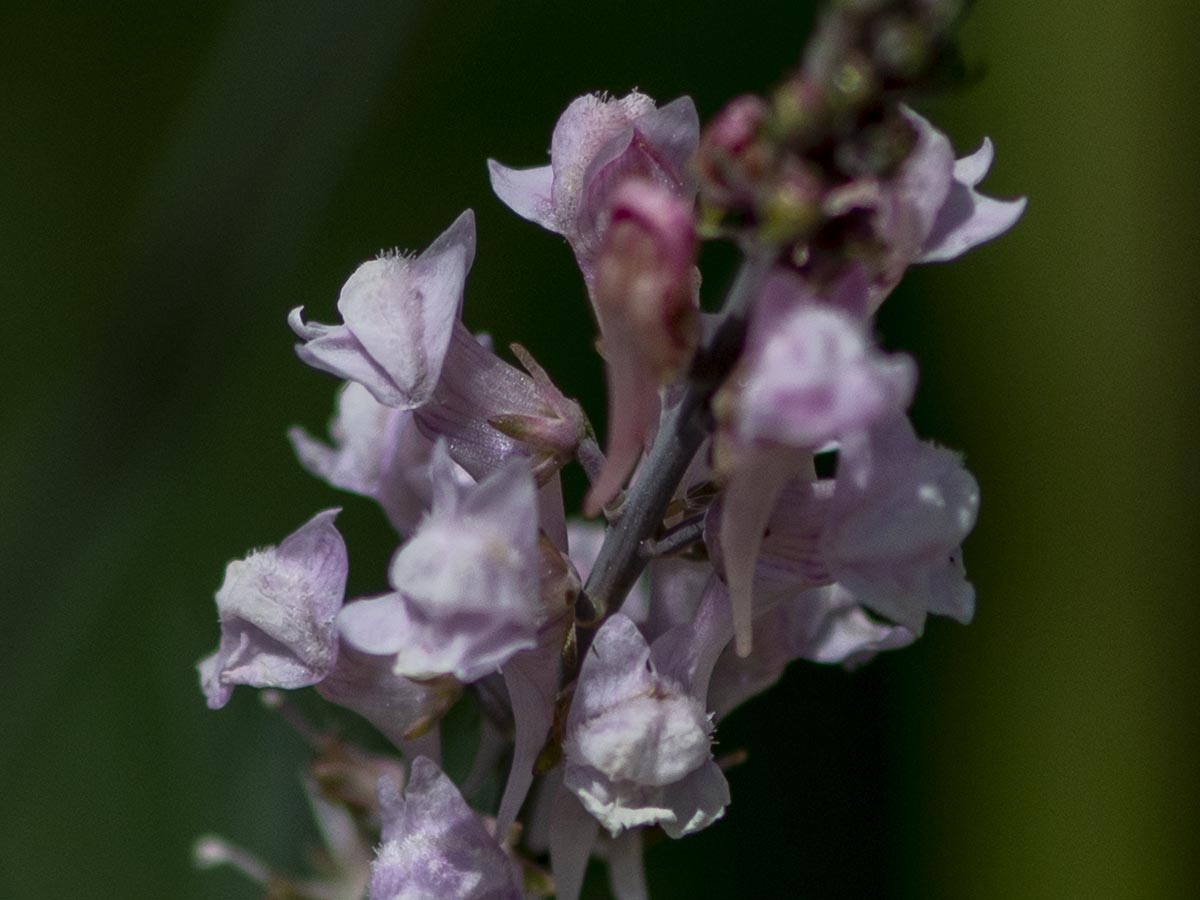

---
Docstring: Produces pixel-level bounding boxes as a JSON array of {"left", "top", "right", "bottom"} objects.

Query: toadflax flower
[
  {"left": 827, "top": 106, "right": 1026, "bottom": 309},
  {"left": 905, "top": 108, "right": 1028, "bottom": 266},
  {"left": 713, "top": 268, "right": 916, "bottom": 654},
  {"left": 821, "top": 414, "right": 979, "bottom": 633},
  {"left": 706, "top": 414, "right": 978, "bottom": 649},
  {"left": 289, "top": 210, "right": 476, "bottom": 408},
  {"left": 416, "top": 324, "right": 588, "bottom": 486},
  {"left": 728, "top": 275, "right": 915, "bottom": 451},
  {"left": 371, "top": 758, "right": 522, "bottom": 900},
  {"left": 337, "top": 441, "right": 541, "bottom": 683},
  {"left": 561, "top": 606, "right": 731, "bottom": 839},
  {"left": 704, "top": 476, "right": 916, "bottom": 718},
  {"left": 197, "top": 509, "right": 459, "bottom": 750},
  {"left": 488, "top": 91, "right": 699, "bottom": 286},
  {"left": 198, "top": 509, "right": 347, "bottom": 708},
  {"left": 549, "top": 584, "right": 734, "bottom": 900},
  {"left": 586, "top": 178, "right": 700, "bottom": 514},
  {"left": 291, "top": 207, "right": 589, "bottom": 491},
  {"left": 289, "top": 380, "right": 470, "bottom": 536}
]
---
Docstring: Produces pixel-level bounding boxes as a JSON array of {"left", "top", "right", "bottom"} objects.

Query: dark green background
[{"left": 2, "top": 2, "right": 1196, "bottom": 897}]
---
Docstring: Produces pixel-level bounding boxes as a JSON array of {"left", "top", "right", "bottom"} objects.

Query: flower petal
[
  {"left": 339, "top": 449, "right": 541, "bottom": 683},
  {"left": 604, "top": 830, "right": 648, "bottom": 900},
  {"left": 290, "top": 211, "right": 476, "bottom": 410},
  {"left": 317, "top": 638, "right": 458, "bottom": 750},
  {"left": 658, "top": 759, "right": 730, "bottom": 839},
  {"left": 199, "top": 509, "right": 346, "bottom": 708},
  {"left": 495, "top": 626, "right": 565, "bottom": 835},
  {"left": 371, "top": 759, "right": 522, "bottom": 900},
  {"left": 486, "top": 160, "right": 555, "bottom": 230},
  {"left": 289, "top": 381, "right": 449, "bottom": 535},
  {"left": 548, "top": 785, "right": 601, "bottom": 900},
  {"left": 824, "top": 417, "right": 980, "bottom": 633}
]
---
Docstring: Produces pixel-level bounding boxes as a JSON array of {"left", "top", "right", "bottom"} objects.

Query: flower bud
[
  {"left": 697, "top": 94, "right": 772, "bottom": 210},
  {"left": 872, "top": 15, "right": 930, "bottom": 81},
  {"left": 828, "top": 52, "right": 877, "bottom": 112},
  {"left": 595, "top": 180, "right": 698, "bottom": 380},
  {"left": 758, "top": 161, "right": 826, "bottom": 246},
  {"left": 770, "top": 78, "right": 828, "bottom": 149},
  {"left": 585, "top": 179, "right": 699, "bottom": 515},
  {"left": 834, "top": 111, "right": 918, "bottom": 178}
]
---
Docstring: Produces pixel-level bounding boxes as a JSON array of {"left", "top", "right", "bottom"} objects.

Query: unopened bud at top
[
  {"left": 759, "top": 161, "right": 827, "bottom": 247},
  {"left": 872, "top": 15, "right": 930, "bottom": 81},
  {"left": 770, "top": 78, "right": 829, "bottom": 150},
  {"left": 828, "top": 52, "right": 878, "bottom": 112},
  {"left": 697, "top": 94, "right": 773, "bottom": 211}
]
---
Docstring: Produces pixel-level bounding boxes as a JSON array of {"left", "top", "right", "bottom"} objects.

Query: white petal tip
[{"left": 287, "top": 306, "right": 309, "bottom": 336}]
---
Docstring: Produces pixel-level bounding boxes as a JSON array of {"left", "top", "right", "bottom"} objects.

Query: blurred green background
[{"left": 2, "top": 1, "right": 1196, "bottom": 897}]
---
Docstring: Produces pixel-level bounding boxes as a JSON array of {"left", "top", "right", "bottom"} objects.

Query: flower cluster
[{"left": 196, "top": 4, "right": 1024, "bottom": 898}]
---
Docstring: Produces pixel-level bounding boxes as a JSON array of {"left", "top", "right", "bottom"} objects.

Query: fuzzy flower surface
[
  {"left": 198, "top": 509, "right": 347, "bottom": 709},
  {"left": 488, "top": 91, "right": 699, "bottom": 283},
  {"left": 562, "top": 614, "right": 729, "bottom": 838},
  {"left": 289, "top": 210, "right": 476, "bottom": 408},
  {"left": 371, "top": 758, "right": 522, "bottom": 900},
  {"left": 196, "top": 27, "right": 1030, "bottom": 897},
  {"left": 338, "top": 442, "right": 541, "bottom": 683}
]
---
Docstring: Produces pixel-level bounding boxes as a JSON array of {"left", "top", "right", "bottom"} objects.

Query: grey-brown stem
[{"left": 574, "top": 252, "right": 775, "bottom": 635}]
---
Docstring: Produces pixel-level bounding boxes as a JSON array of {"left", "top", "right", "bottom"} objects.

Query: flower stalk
[{"left": 193, "top": 3, "right": 1026, "bottom": 898}]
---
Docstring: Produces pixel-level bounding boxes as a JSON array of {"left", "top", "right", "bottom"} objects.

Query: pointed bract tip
[{"left": 287, "top": 305, "right": 312, "bottom": 338}]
